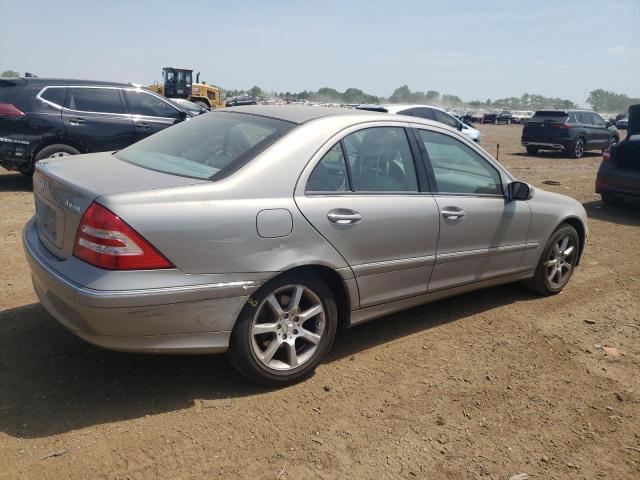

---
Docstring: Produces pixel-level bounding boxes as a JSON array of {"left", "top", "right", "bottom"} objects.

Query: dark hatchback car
[
  {"left": 522, "top": 109, "right": 619, "bottom": 158},
  {"left": 596, "top": 104, "right": 640, "bottom": 205},
  {"left": 0, "top": 77, "right": 191, "bottom": 174}
]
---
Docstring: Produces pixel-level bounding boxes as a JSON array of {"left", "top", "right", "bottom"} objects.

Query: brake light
[
  {"left": 0, "top": 103, "right": 25, "bottom": 117},
  {"left": 73, "top": 202, "right": 174, "bottom": 270},
  {"left": 603, "top": 148, "right": 611, "bottom": 161}
]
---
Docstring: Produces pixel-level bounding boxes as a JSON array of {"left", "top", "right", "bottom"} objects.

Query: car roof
[
  {"left": 219, "top": 105, "right": 461, "bottom": 138},
  {"left": 222, "top": 105, "right": 382, "bottom": 124},
  {"left": 6, "top": 77, "right": 131, "bottom": 88}
]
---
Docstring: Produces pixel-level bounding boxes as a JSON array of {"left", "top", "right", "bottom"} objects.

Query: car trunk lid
[
  {"left": 33, "top": 152, "right": 208, "bottom": 259},
  {"left": 523, "top": 111, "right": 570, "bottom": 140}
]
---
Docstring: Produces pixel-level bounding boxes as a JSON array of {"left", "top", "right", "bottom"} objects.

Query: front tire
[
  {"left": 227, "top": 272, "right": 337, "bottom": 386},
  {"left": 525, "top": 224, "right": 579, "bottom": 296}
]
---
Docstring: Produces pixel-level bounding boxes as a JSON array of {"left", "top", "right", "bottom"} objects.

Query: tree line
[{"left": 2, "top": 69, "right": 637, "bottom": 113}]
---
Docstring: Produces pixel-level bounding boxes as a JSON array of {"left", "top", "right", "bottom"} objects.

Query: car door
[
  {"left": 62, "top": 86, "right": 134, "bottom": 152},
  {"left": 122, "top": 89, "right": 185, "bottom": 141},
  {"left": 413, "top": 126, "right": 531, "bottom": 291},
  {"left": 295, "top": 124, "right": 440, "bottom": 308},
  {"left": 577, "top": 112, "right": 599, "bottom": 148},
  {"left": 590, "top": 112, "right": 611, "bottom": 148}
]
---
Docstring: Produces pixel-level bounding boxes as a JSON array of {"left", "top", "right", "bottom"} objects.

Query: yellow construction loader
[{"left": 148, "top": 67, "right": 224, "bottom": 109}]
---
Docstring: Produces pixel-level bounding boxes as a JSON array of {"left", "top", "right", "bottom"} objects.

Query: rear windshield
[
  {"left": 530, "top": 111, "right": 569, "bottom": 122},
  {"left": 0, "top": 79, "right": 26, "bottom": 102},
  {"left": 114, "top": 112, "right": 295, "bottom": 180}
]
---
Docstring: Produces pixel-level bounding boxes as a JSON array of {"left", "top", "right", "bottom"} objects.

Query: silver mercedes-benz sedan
[{"left": 23, "top": 106, "right": 587, "bottom": 385}]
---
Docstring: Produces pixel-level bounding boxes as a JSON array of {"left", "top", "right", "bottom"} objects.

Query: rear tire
[
  {"left": 524, "top": 224, "right": 579, "bottom": 296},
  {"left": 601, "top": 193, "right": 622, "bottom": 206},
  {"left": 526, "top": 146, "right": 539, "bottom": 155},
  {"left": 23, "top": 144, "right": 81, "bottom": 176},
  {"left": 227, "top": 271, "right": 337, "bottom": 386},
  {"left": 570, "top": 136, "right": 585, "bottom": 159}
]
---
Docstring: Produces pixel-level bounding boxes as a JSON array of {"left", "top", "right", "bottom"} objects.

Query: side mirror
[
  {"left": 457, "top": 122, "right": 463, "bottom": 131},
  {"left": 178, "top": 111, "right": 188, "bottom": 122},
  {"left": 507, "top": 181, "right": 533, "bottom": 201}
]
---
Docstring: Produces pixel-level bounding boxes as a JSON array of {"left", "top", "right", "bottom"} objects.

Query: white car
[{"left": 357, "top": 104, "right": 481, "bottom": 142}]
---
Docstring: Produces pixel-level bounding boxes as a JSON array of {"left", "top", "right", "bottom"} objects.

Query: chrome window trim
[{"left": 36, "top": 85, "right": 182, "bottom": 120}]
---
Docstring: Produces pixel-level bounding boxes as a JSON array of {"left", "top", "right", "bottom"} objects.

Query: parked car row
[{"left": 0, "top": 77, "right": 199, "bottom": 175}]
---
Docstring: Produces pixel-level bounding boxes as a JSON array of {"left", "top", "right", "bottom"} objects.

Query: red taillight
[
  {"left": 0, "top": 103, "right": 25, "bottom": 117},
  {"left": 550, "top": 122, "right": 570, "bottom": 129},
  {"left": 603, "top": 148, "right": 611, "bottom": 161},
  {"left": 73, "top": 202, "right": 174, "bottom": 270}
]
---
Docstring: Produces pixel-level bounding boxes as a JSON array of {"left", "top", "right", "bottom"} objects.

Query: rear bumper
[
  {"left": 23, "top": 218, "right": 268, "bottom": 353},
  {"left": 521, "top": 140, "right": 569, "bottom": 151},
  {"left": 596, "top": 165, "right": 640, "bottom": 199}
]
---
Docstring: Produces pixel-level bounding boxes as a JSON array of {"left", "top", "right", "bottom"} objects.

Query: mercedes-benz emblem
[{"left": 39, "top": 179, "right": 45, "bottom": 193}]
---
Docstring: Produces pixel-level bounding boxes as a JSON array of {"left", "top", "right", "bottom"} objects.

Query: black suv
[
  {"left": 0, "top": 77, "right": 191, "bottom": 174},
  {"left": 522, "top": 109, "right": 619, "bottom": 158},
  {"left": 596, "top": 104, "right": 640, "bottom": 205}
]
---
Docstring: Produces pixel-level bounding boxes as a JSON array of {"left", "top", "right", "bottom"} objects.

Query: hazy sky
[{"left": 2, "top": 0, "right": 639, "bottom": 104}]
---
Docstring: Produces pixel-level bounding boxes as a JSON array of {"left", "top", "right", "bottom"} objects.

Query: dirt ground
[{"left": 0, "top": 124, "right": 638, "bottom": 480}]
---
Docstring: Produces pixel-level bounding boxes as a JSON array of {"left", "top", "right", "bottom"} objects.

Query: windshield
[
  {"left": 177, "top": 100, "right": 202, "bottom": 114},
  {"left": 114, "top": 112, "right": 295, "bottom": 180}
]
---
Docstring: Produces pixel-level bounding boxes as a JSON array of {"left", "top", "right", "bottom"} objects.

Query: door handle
[
  {"left": 327, "top": 209, "right": 362, "bottom": 225},
  {"left": 136, "top": 122, "right": 152, "bottom": 129},
  {"left": 69, "top": 117, "right": 86, "bottom": 125},
  {"left": 441, "top": 208, "right": 466, "bottom": 220}
]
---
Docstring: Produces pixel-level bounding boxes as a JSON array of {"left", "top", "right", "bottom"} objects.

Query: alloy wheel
[
  {"left": 545, "top": 236, "right": 576, "bottom": 289},
  {"left": 48, "top": 152, "right": 71, "bottom": 158},
  {"left": 574, "top": 138, "right": 585, "bottom": 158},
  {"left": 250, "top": 284, "right": 325, "bottom": 371}
]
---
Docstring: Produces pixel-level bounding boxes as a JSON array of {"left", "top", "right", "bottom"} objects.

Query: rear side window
[
  {"left": 67, "top": 88, "right": 123, "bottom": 114},
  {"left": 418, "top": 129, "right": 502, "bottom": 195},
  {"left": 412, "top": 107, "right": 435, "bottom": 120},
  {"left": 433, "top": 109, "right": 459, "bottom": 128},
  {"left": 344, "top": 127, "right": 418, "bottom": 192},
  {"left": 114, "top": 112, "right": 294, "bottom": 180},
  {"left": 124, "top": 90, "right": 181, "bottom": 118},
  {"left": 40, "top": 87, "right": 66, "bottom": 107},
  {"left": 397, "top": 108, "right": 416, "bottom": 116},
  {"left": 306, "top": 143, "right": 349, "bottom": 192}
]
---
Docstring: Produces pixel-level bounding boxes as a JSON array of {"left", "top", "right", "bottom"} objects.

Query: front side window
[
  {"left": 67, "top": 87, "right": 123, "bottom": 114},
  {"left": 418, "top": 129, "right": 502, "bottom": 195},
  {"left": 344, "top": 127, "right": 418, "bottom": 192},
  {"left": 433, "top": 109, "right": 459, "bottom": 128},
  {"left": 578, "top": 112, "right": 593, "bottom": 124},
  {"left": 590, "top": 113, "right": 605, "bottom": 126},
  {"left": 114, "top": 112, "right": 293, "bottom": 180},
  {"left": 306, "top": 143, "right": 348, "bottom": 192},
  {"left": 124, "top": 90, "right": 181, "bottom": 118}
]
